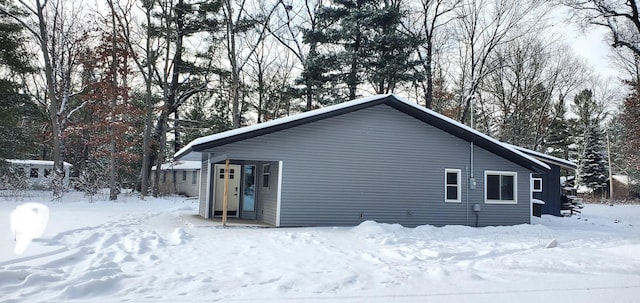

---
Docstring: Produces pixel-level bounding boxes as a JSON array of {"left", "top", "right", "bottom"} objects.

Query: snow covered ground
[{"left": 1, "top": 191, "right": 639, "bottom": 303}]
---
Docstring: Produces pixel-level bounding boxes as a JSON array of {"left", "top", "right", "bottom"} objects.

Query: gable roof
[
  {"left": 507, "top": 144, "right": 577, "bottom": 170},
  {"left": 175, "top": 94, "right": 550, "bottom": 172}
]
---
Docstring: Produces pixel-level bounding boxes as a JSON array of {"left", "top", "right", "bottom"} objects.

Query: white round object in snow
[{"left": 10, "top": 202, "right": 50, "bottom": 254}]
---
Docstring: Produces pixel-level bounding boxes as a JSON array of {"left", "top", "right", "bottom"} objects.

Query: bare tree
[
  {"left": 267, "top": 0, "right": 322, "bottom": 111},
  {"left": 563, "top": 0, "right": 640, "bottom": 58},
  {"left": 1, "top": 0, "right": 92, "bottom": 198},
  {"left": 107, "top": 0, "right": 159, "bottom": 198},
  {"left": 453, "top": 0, "right": 548, "bottom": 125},
  {"left": 222, "top": 0, "right": 279, "bottom": 128},
  {"left": 246, "top": 37, "right": 297, "bottom": 122},
  {"left": 404, "top": 0, "right": 460, "bottom": 109},
  {"left": 480, "top": 37, "right": 588, "bottom": 150}
]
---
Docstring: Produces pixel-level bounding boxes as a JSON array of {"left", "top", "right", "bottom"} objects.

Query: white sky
[{"left": 567, "top": 26, "right": 620, "bottom": 81}]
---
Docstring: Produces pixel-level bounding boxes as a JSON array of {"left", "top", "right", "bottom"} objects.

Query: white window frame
[
  {"left": 444, "top": 169, "right": 462, "bottom": 203},
  {"left": 532, "top": 177, "right": 543, "bottom": 192},
  {"left": 484, "top": 170, "right": 518, "bottom": 204}
]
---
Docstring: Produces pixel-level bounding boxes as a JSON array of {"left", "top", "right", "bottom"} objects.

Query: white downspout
[{"left": 275, "top": 161, "right": 283, "bottom": 227}]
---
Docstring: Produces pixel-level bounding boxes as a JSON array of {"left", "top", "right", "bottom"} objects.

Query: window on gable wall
[
  {"left": 532, "top": 177, "right": 542, "bottom": 192},
  {"left": 485, "top": 171, "right": 517, "bottom": 204},
  {"left": 445, "top": 169, "right": 461, "bottom": 202}
]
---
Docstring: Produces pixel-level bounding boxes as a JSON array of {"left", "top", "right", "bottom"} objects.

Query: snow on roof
[
  {"left": 152, "top": 160, "right": 201, "bottom": 171},
  {"left": 6, "top": 159, "right": 72, "bottom": 167},
  {"left": 175, "top": 94, "right": 550, "bottom": 171},
  {"left": 505, "top": 144, "right": 577, "bottom": 170},
  {"left": 612, "top": 174, "right": 637, "bottom": 185}
]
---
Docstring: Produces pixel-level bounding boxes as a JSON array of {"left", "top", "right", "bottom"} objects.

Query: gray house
[
  {"left": 174, "top": 94, "right": 550, "bottom": 227},
  {"left": 509, "top": 146, "right": 577, "bottom": 216}
]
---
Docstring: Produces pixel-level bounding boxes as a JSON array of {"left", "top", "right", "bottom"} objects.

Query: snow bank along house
[
  {"left": 4, "top": 159, "right": 73, "bottom": 189},
  {"left": 174, "top": 94, "right": 574, "bottom": 227}
]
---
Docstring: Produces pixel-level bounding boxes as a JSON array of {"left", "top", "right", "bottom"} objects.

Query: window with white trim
[
  {"left": 485, "top": 171, "right": 517, "bottom": 204},
  {"left": 445, "top": 169, "right": 461, "bottom": 202},
  {"left": 532, "top": 177, "right": 543, "bottom": 192}
]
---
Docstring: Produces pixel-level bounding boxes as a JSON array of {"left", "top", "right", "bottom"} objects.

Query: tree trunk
[
  {"left": 109, "top": 9, "right": 118, "bottom": 201},
  {"left": 140, "top": 1, "right": 156, "bottom": 198},
  {"left": 34, "top": 0, "right": 63, "bottom": 198},
  {"left": 425, "top": 37, "right": 434, "bottom": 109},
  {"left": 225, "top": 0, "right": 241, "bottom": 129}
]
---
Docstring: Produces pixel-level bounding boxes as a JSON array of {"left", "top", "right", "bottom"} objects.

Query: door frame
[{"left": 212, "top": 163, "right": 241, "bottom": 218}]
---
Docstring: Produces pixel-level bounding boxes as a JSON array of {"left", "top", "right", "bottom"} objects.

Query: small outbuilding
[
  {"left": 151, "top": 160, "right": 201, "bottom": 197},
  {"left": 3, "top": 159, "right": 73, "bottom": 189},
  {"left": 175, "top": 94, "right": 552, "bottom": 227}
]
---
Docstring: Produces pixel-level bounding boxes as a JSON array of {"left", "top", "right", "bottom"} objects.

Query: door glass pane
[{"left": 243, "top": 166, "right": 256, "bottom": 211}]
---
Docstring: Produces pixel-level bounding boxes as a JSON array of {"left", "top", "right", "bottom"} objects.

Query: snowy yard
[{"left": 1, "top": 192, "right": 639, "bottom": 303}]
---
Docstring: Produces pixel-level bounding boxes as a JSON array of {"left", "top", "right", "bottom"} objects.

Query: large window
[
  {"left": 532, "top": 177, "right": 543, "bottom": 192},
  {"left": 485, "top": 171, "right": 517, "bottom": 204},
  {"left": 445, "top": 169, "right": 461, "bottom": 202}
]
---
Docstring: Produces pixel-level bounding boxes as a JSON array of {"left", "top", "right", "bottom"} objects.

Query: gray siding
[
  {"left": 535, "top": 165, "right": 562, "bottom": 216},
  {"left": 471, "top": 147, "right": 532, "bottom": 226},
  {"left": 255, "top": 161, "right": 279, "bottom": 225},
  {"left": 203, "top": 104, "right": 532, "bottom": 227}
]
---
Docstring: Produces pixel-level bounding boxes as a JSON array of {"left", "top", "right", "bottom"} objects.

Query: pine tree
[
  {"left": 303, "top": 0, "right": 422, "bottom": 103},
  {"left": 177, "top": 94, "right": 231, "bottom": 148},
  {"left": 579, "top": 121, "right": 609, "bottom": 194},
  {"left": 0, "top": 6, "right": 43, "bottom": 160},
  {"left": 546, "top": 97, "right": 571, "bottom": 159}
]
